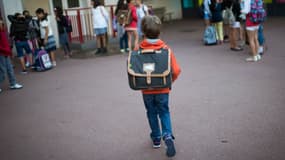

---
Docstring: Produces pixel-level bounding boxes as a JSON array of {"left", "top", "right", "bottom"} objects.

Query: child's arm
[{"left": 170, "top": 51, "right": 181, "bottom": 82}]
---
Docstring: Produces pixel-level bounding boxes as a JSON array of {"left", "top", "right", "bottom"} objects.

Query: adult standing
[
  {"left": 0, "top": 18, "right": 23, "bottom": 93},
  {"left": 91, "top": 0, "right": 109, "bottom": 55},
  {"left": 54, "top": 7, "right": 72, "bottom": 58}
]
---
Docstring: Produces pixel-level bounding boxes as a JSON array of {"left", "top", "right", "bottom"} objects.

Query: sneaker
[
  {"left": 25, "top": 61, "right": 30, "bottom": 68},
  {"left": 21, "top": 70, "right": 28, "bottom": 74},
  {"left": 10, "top": 83, "right": 23, "bottom": 90},
  {"left": 246, "top": 56, "right": 259, "bottom": 62},
  {"left": 152, "top": 138, "right": 161, "bottom": 149},
  {"left": 95, "top": 48, "right": 102, "bottom": 55},
  {"left": 164, "top": 136, "right": 176, "bottom": 157},
  {"left": 120, "top": 49, "right": 125, "bottom": 53},
  {"left": 102, "top": 48, "right": 108, "bottom": 54},
  {"left": 126, "top": 48, "right": 130, "bottom": 53},
  {"left": 0, "top": 88, "right": 2, "bottom": 93},
  {"left": 257, "top": 54, "right": 262, "bottom": 60},
  {"left": 52, "top": 61, "right": 57, "bottom": 67}
]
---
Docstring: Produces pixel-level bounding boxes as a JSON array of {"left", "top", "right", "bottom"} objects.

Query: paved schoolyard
[{"left": 0, "top": 18, "right": 285, "bottom": 160}]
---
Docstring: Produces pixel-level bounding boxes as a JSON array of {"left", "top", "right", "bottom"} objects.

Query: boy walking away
[
  {"left": 0, "top": 19, "right": 23, "bottom": 93},
  {"left": 131, "top": 15, "right": 181, "bottom": 157}
]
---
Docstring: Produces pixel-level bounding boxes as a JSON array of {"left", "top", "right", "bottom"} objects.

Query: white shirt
[
  {"left": 241, "top": 0, "right": 251, "bottom": 14},
  {"left": 39, "top": 18, "right": 53, "bottom": 39},
  {"left": 137, "top": 4, "right": 148, "bottom": 19},
  {"left": 92, "top": 6, "right": 109, "bottom": 29}
]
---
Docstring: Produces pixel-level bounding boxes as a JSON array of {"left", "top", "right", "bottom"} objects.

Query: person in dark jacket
[
  {"left": 210, "top": 0, "right": 224, "bottom": 44},
  {"left": 54, "top": 7, "right": 72, "bottom": 58},
  {"left": 8, "top": 13, "right": 33, "bottom": 74}
]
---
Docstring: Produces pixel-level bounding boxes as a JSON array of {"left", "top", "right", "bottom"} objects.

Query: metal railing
[{"left": 64, "top": 5, "right": 116, "bottom": 44}]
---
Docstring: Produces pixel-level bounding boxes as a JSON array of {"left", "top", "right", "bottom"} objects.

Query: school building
[{"left": 0, "top": 0, "right": 284, "bottom": 49}]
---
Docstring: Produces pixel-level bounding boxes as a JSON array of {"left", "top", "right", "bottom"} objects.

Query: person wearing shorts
[
  {"left": 9, "top": 13, "right": 33, "bottom": 74},
  {"left": 92, "top": 0, "right": 109, "bottom": 54},
  {"left": 242, "top": 0, "right": 262, "bottom": 62}
]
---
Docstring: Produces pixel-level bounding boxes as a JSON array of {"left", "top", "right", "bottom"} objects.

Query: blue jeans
[
  {"left": 120, "top": 32, "right": 128, "bottom": 50},
  {"left": 15, "top": 41, "right": 32, "bottom": 58},
  {"left": 0, "top": 55, "right": 17, "bottom": 86},
  {"left": 258, "top": 25, "right": 265, "bottom": 46},
  {"left": 143, "top": 93, "right": 173, "bottom": 140}
]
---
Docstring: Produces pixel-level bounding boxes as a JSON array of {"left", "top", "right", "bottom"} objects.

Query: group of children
[
  {"left": 0, "top": 7, "right": 72, "bottom": 93},
  {"left": 1, "top": 1, "right": 182, "bottom": 158},
  {"left": 203, "top": 0, "right": 266, "bottom": 62},
  {"left": 91, "top": 0, "right": 150, "bottom": 54}
]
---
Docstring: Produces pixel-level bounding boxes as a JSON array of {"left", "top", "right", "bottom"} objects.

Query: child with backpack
[
  {"left": 242, "top": 0, "right": 265, "bottom": 62},
  {"left": 36, "top": 8, "right": 57, "bottom": 67},
  {"left": 210, "top": 0, "right": 224, "bottom": 44},
  {"left": 54, "top": 7, "right": 72, "bottom": 58},
  {"left": 134, "top": 15, "right": 181, "bottom": 157},
  {"left": 0, "top": 19, "right": 23, "bottom": 93}
]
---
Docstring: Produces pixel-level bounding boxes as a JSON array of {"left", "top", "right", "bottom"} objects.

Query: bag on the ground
[
  {"left": 203, "top": 26, "right": 217, "bottom": 45},
  {"left": 250, "top": 0, "right": 266, "bottom": 23},
  {"left": 116, "top": 9, "right": 132, "bottom": 26},
  {"left": 65, "top": 16, "right": 73, "bottom": 33},
  {"left": 127, "top": 48, "right": 172, "bottom": 90},
  {"left": 33, "top": 49, "right": 53, "bottom": 72},
  {"left": 223, "top": 6, "right": 235, "bottom": 24}
]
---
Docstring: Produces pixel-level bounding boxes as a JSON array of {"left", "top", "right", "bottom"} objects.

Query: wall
[
  {"left": 144, "top": 0, "right": 183, "bottom": 20},
  {"left": 22, "top": 0, "right": 50, "bottom": 15},
  {"left": 2, "top": 0, "right": 23, "bottom": 25}
]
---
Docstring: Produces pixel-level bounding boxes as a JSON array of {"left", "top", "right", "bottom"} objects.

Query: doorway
[{"left": 181, "top": 0, "right": 199, "bottom": 18}]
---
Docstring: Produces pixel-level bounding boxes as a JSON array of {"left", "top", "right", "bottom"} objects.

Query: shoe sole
[
  {"left": 153, "top": 144, "right": 161, "bottom": 149},
  {"left": 10, "top": 87, "right": 23, "bottom": 90},
  {"left": 165, "top": 139, "right": 176, "bottom": 157}
]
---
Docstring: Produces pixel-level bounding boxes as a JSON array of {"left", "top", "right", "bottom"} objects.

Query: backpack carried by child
[
  {"left": 223, "top": 5, "right": 235, "bottom": 25},
  {"left": 127, "top": 48, "right": 172, "bottom": 90},
  {"left": 116, "top": 9, "right": 132, "bottom": 26},
  {"left": 203, "top": 25, "right": 217, "bottom": 45},
  {"left": 33, "top": 49, "right": 53, "bottom": 72},
  {"left": 249, "top": 0, "right": 266, "bottom": 23}
]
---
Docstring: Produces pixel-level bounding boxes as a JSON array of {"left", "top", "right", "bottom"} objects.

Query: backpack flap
[{"left": 127, "top": 49, "right": 172, "bottom": 90}]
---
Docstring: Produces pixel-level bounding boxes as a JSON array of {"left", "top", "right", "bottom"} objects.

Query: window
[
  {"left": 53, "top": 0, "right": 63, "bottom": 8},
  {"left": 68, "top": 0, "right": 80, "bottom": 8}
]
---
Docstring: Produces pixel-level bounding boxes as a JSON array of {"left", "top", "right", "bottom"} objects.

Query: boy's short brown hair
[{"left": 141, "top": 15, "right": 162, "bottom": 39}]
